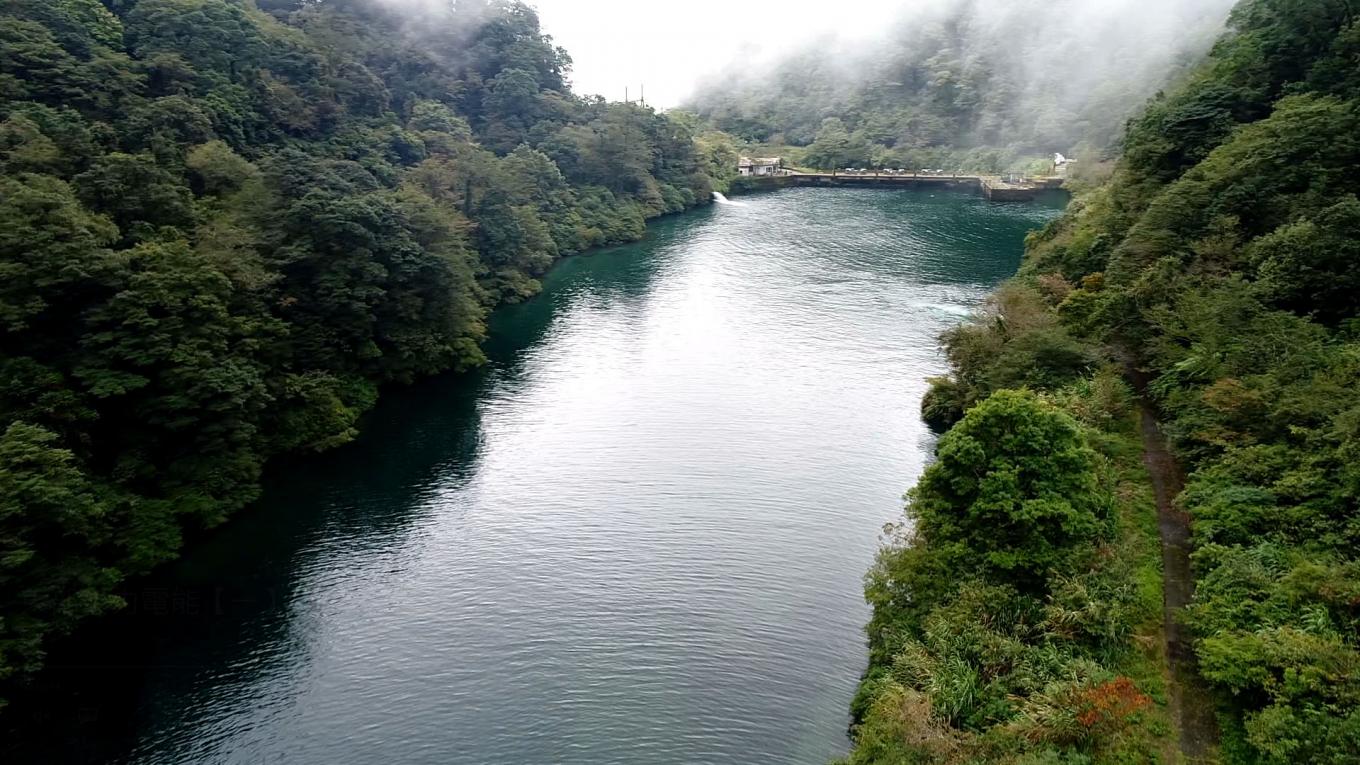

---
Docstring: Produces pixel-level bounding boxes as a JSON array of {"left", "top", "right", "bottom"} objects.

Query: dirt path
[{"left": 1136, "top": 398, "right": 1219, "bottom": 763}]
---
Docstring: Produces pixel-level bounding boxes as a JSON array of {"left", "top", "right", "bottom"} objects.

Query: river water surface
[{"left": 9, "top": 188, "right": 1064, "bottom": 764}]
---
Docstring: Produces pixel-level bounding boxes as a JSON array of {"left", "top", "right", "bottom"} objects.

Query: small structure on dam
[
  {"left": 737, "top": 157, "right": 786, "bottom": 177},
  {"left": 980, "top": 175, "right": 1042, "bottom": 201}
]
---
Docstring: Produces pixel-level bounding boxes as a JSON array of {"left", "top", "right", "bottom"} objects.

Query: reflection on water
[{"left": 5, "top": 189, "right": 1063, "bottom": 765}]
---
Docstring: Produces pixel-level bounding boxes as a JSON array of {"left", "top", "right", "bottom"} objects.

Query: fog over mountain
[
  {"left": 352, "top": 0, "right": 907, "bottom": 107},
  {"left": 685, "top": 0, "right": 1240, "bottom": 153},
  {"left": 316, "top": 0, "right": 1238, "bottom": 146}
]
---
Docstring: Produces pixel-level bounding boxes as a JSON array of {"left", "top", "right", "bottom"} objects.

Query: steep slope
[
  {"left": 852, "top": 1, "right": 1360, "bottom": 762},
  {"left": 0, "top": 0, "right": 728, "bottom": 705}
]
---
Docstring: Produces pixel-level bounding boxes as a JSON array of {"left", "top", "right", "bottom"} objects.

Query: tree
[
  {"left": 803, "top": 118, "right": 869, "bottom": 170},
  {"left": 0, "top": 19, "right": 100, "bottom": 106},
  {"left": 0, "top": 422, "right": 122, "bottom": 691},
  {"left": 3, "top": 0, "right": 124, "bottom": 57},
  {"left": 909, "top": 389, "right": 1108, "bottom": 587},
  {"left": 73, "top": 152, "right": 195, "bottom": 237},
  {"left": 1249, "top": 196, "right": 1360, "bottom": 323},
  {"left": 185, "top": 139, "right": 260, "bottom": 196},
  {"left": 124, "top": 0, "right": 263, "bottom": 83},
  {"left": 0, "top": 173, "right": 117, "bottom": 335}
]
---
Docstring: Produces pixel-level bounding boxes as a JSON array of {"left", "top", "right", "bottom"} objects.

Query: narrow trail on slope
[{"left": 1134, "top": 393, "right": 1220, "bottom": 763}]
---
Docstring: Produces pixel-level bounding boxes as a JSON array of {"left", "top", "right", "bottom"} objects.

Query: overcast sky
[{"left": 530, "top": 0, "right": 899, "bottom": 108}]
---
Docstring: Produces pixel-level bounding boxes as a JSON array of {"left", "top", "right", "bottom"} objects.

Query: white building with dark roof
[{"left": 737, "top": 157, "right": 783, "bottom": 177}]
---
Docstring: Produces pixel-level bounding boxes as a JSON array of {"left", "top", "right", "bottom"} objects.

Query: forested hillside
[
  {"left": 847, "top": 0, "right": 1360, "bottom": 762},
  {"left": 688, "top": 0, "right": 1234, "bottom": 172},
  {"left": 0, "top": 0, "right": 730, "bottom": 702}
]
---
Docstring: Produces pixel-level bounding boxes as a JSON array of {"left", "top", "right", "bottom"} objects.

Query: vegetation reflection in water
[{"left": 9, "top": 188, "right": 1064, "bottom": 765}]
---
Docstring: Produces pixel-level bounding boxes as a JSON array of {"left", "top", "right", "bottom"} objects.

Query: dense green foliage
[
  {"left": 687, "top": 0, "right": 1233, "bottom": 172},
  {"left": 0, "top": 0, "right": 726, "bottom": 703},
  {"left": 908, "top": 390, "right": 1110, "bottom": 590},
  {"left": 5, "top": 2, "right": 1359, "bottom": 759},
  {"left": 848, "top": 386, "right": 1168, "bottom": 763},
  {"left": 869, "top": 1, "right": 1360, "bottom": 761}
]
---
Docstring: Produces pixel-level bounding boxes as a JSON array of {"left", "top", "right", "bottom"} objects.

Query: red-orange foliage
[{"left": 1075, "top": 677, "right": 1151, "bottom": 729}]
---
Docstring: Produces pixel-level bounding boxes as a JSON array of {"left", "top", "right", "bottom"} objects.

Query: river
[{"left": 7, "top": 187, "right": 1066, "bottom": 764}]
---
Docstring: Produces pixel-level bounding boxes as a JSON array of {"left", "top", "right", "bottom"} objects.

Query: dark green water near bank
[{"left": 6, "top": 188, "right": 1065, "bottom": 764}]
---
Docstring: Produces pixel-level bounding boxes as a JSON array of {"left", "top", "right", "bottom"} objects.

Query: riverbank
[
  {"left": 0, "top": 0, "right": 739, "bottom": 709},
  {"left": 3, "top": 188, "right": 1064, "bottom": 764},
  {"left": 0, "top": 181, "right": 718, "bottom": 712},
  {"left": 842, "top": 357, "right": 1176, "bottom": 763},
  {"left": 0, "top": 190, "right": 723, "bottom": 696}
]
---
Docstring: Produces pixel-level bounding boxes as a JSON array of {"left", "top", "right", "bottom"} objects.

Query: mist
[
  {"left": 328, "top": 0, "right": 1239, "bottom": 153},
  {"left": 350, "top": 0, "right": 933, "bottom": 106},
  {"left": 527, "top": 0, "right": 911, "bottom": 107},
  {"left": 684, "top": 0, "right": 1240, "bottom": 152}
]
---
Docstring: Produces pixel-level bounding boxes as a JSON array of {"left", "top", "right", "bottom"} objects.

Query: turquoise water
[{"left": 7, "top": 188, "right": 1065, "bottom": 764}]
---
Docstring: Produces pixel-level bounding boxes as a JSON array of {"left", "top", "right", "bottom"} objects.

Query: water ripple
[{"left": 13, "top": 188, "right": 1063, "bottom": 765}]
